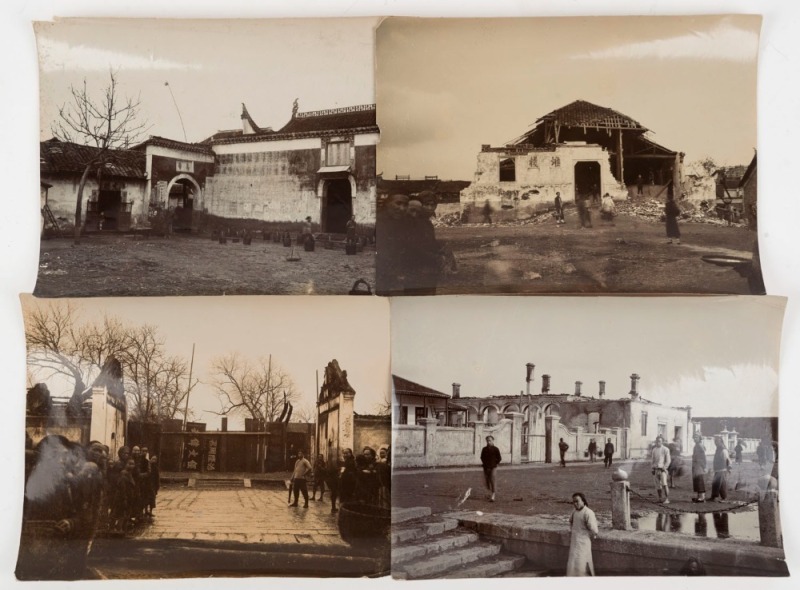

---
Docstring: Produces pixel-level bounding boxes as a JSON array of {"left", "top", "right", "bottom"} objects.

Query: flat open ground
[
  {"left": 35, "top": 234, "right": 376, "bottom": 297},
  {"left": 435, "top": 207, "right": 760, "bottom": 294},
  {"left": 393, "top": 457, "right": 771, "bottom": 525}
]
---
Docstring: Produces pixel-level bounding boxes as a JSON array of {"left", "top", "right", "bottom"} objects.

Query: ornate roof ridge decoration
[
  {"left": 296, "top": 104, "right": 376, "bottom": 118},
  {"left": 208, "top": 125, "right": 380, "bottom": 145},
  {"left": 241, "top": 103, "right": 262, "bottom": 133}
]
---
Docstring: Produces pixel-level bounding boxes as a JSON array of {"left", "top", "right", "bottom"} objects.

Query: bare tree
[
  {"left": 293, "top": 404, "right": 316, "bottom": 424},
  {"left": 118, "top": 325, "right": 194, "bottom": 423},
  {"left": 51, "top": 70, "right": 148, "bottom": 243},
  {"left": 25, "top": 301, "right": 191, "bottom": 423},
  {"left": 372, "top": 389, "right": 392, "bottom": 417},
  {"left": 211, "top": 353, "right": 299, "bottom": 422}
]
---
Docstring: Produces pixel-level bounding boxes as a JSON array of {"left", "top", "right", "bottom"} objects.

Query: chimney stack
[
  {"left": 525, "top": 363, "right": 535, "bottom": 396},
  {"left": 221, "top": 417, "right": 228, "bottom": 432},
  {"left": 575, "top": 381, "right": 583, "bottom": 396},
  {"left": 629, "top": 374, "right": 640, "bottom": 399},
  {"left": 598, "top": 381, "right": 606, "bottom": 398},
  {"left": 452, "top": 383, "right": 461, "bottom": 399},
  {"left": 541, "top": 374, "right": 551, "bottom": 394}
]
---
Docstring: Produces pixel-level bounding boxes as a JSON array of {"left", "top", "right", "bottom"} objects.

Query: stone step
[
  {"left": 392, "top": 529, "right": 480, "bottom": 565},
  {"left": 392, "top": 506, "right": 431, "bottom": 524},
  {"left": 194, "top": 479, "right": 245, "bottom": 488},
  {"left": 393, "top": 542, "right": 501, "bottom": 579},
  {"left": 391, "top": 517, "right": 458, "bottom": 544},
  {"left": 443, "top": 554, "right": 527, "bottom": 578}
]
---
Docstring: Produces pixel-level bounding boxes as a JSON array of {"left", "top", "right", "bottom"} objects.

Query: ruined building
[{"left": 460, "top": 100, "right": 683, "bottom": 218}]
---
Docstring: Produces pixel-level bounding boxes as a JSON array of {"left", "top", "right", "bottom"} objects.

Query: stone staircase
[
  {"left": 190, "top": 477, "right": 250, "bottom": 489},
  {"left": 391, "top": 507, "right": 526, "bottom": 579}
]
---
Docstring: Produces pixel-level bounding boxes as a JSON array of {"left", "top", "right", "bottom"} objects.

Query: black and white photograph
[
  {"left": 390, "top": 296, "right": 787, "bottom": 578},
  {"left": 17, "top": 295, "right": 391, "bottom": 580},
  {"left": 376, "top": 16, "right": 765, "bottom": 295},
  {"left": 35, "top": 18, "right": 379, "bottom": 297}
]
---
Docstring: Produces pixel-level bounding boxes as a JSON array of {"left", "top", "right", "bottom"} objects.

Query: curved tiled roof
[
  {"left": 133, "top": 136, "right": 214, "bottom": 155},
  {"left": 40, "top": 139, "right": 146, "bottom": 178},
  {"left": 279, "top": 104, "right": 378, "bottom": 135}
]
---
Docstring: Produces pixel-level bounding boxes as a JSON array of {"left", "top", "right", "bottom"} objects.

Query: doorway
[
  {"left": 323, "top": 179, "right": 353, "bottom": 233},
  {"left": 97, "top": 190, "right": 122, "bottom": 230},
  {"left": 574, "top": 161, "right": 601, "bottom": 203},
  {"left": 169, "top": 179, "right": 195, "bottom": 232}
]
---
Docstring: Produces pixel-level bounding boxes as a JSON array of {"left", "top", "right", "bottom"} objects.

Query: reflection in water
[
  {"left": 634, "top": 508, "right": 757, "bottom": 542},
  {"left": 713, "top": 512, "right": 730, "bottom": 539},
  {"left": 694, "top": 513, "right": 708, "bottom": 537}
]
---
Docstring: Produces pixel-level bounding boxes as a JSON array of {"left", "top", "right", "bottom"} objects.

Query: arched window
[{"left": 499, "top": 158, "right": 516, "bottom": 182}]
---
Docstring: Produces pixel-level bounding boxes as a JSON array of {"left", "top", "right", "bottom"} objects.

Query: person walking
[
  {"left": 603, "top": 439, "right": 615, "bottom": 468},
  {"left": 587, "top": 439, "right": 597, "bottom": 463},
  {"left": 651, "top": 436, "right": 671, "bottom": 504},
  {"left": 558, "top": 438, "right": 569, "bottom": 467},
  {"left": 480, "top": 435, "right": 501, "bottom": 502},
  {"left": 734, "top": 441, "right": 743, "bottom": 465},
  {"left": 289, "top": 451, "right": 312, "bottom": 508},
  {"left": 710, "top": 436, "right": 731, "bottom": 502},
  {"left": 665, "top": 194, "right": 681, "bottom": 244},
  {"left": 691, "top": 433, "right": 707, "bottom": 503},
  {"left": 566, "top": 492, "right": 599, "bottom": 577}
]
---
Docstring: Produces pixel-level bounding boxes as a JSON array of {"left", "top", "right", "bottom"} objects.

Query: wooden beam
[{"left": 616, "top": 129, "right": 624, "bottom": 180}]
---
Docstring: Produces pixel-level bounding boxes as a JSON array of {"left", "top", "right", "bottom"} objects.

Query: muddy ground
[
  {"left": 393, "top": 457, "right": 770, "bottom": 521},
  {"left": 434, "top": 207, "right": 760, "bottom": 295},
  {"left": 35, "top": 235, "right": 376, "bottom": 297}
]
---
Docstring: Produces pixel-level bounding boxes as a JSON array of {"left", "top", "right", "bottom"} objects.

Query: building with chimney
[{"left": 392, "top": 369, "right": 692, "bottom": 468}]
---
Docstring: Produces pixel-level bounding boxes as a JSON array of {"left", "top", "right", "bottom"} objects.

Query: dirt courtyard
[
  {"left": 35, "top": 234, "right": 376, "bottom": 297},
  {"left": 434, "top": 207, "right": 761, "bottom": 295}
]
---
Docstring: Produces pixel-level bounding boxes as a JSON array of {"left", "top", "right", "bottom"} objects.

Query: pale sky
[
  {"left": 377, "top": 15, "right": 760, "bottom": 179},
  {"left": 36, "top": 18, "right": 378, "bottom": 143},
  {"left": 22, "top": 295, "right": 390, "bottom": 429},
  {"left": 391, "top": 296, "right": 784, "bottom": 418}
]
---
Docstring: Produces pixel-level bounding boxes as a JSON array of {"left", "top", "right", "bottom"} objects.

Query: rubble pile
[
  {"left": 432, "top": 209, "right": 557, "bottom": 228},
  {"left": 618, "top": 199, "right": 746, "bottom": 227}
]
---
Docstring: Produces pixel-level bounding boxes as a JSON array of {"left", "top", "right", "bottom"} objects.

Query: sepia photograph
[
  {"left": 376, "top": 16, "right": 765, "bottom": 295},
  {"left": 17, "top": 295, "right": 391, "bottom": 580},
  {"left": 35, "top": 18, "right": 379, "bottom": 297},
  {"left": 390, "top": 296, "right": 786, "bottom": 578}
]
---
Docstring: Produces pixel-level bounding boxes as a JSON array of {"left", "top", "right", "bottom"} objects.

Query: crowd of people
[
  {"left": 288, "top": 446, "right": 391, "bottom": 512},
  {"left": 19, "top": 435, "right": 160, "bottom": 580},
  {"left": 376, "top": 191, "right": 454, "bottom": 295}
]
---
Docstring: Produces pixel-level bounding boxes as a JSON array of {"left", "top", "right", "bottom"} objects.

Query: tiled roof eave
[{"left": 210, "top": 125, "right": 380, "bottom": 146}]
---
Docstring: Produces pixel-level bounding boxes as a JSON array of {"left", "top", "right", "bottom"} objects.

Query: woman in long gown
[{"left": 566, "top": 492, "right": 599, "bottom": 576}]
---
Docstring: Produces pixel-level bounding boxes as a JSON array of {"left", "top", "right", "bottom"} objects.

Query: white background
[{"left": 1, "top": 1, "right": 799, "bottom": 589}]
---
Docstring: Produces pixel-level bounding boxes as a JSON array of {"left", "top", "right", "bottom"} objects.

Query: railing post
[
  {"left": 758, "top": 488, "right": 782, "bottom": 548},
  {"left": 610, "top": 469, "right": 631, "bottom": 530}
]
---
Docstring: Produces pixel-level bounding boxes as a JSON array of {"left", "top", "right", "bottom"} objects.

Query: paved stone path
[{"left": 136, "top": 487, "right": 348, "bottom": 548}]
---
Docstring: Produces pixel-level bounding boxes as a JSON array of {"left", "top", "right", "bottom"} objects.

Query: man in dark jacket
[
  {"left": 558, "top": 438, "right": 569, "bottom": 467},
  {"left": 480, "top": 435, "right": 502, "bottom": 502},
  {"left": 604, "top": 439, "right": 615, "bottom": 468}
]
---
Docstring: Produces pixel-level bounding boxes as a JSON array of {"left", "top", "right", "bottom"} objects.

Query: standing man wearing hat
[{"left": 480, "top": 435, "right": 502, "bottom": 502}]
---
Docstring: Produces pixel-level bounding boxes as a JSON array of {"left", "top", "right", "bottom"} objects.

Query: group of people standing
[
  {"left": 19, "top": 435, "right": 160, "bottom": 580},
  {"left": 376, "top": 191, "right": 453, "bottom": 295},
  {"left": 288, "top": 446, "right": 391, "bottom": 512}
]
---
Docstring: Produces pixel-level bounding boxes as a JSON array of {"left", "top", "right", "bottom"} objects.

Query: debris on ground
[
  {"left": 523, "top": 271, "right": 542, "bottom": 280},
  {"left": 617, "top": 198, "right": 746, "bottom": 227},
  {"left": 432, "top": 209, "right": 557, "bottom": 228}
]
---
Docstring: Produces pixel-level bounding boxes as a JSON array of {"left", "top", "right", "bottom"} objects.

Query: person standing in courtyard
[
  {"left": 289, "top": 450, "right": 312, "bottom": 508},
  {"left": 566, "top": 492, "right": 599, "bottom": 577},
  {"left": 651, "top": 436, "right": 671, "bottom": 504},
  {"left": 603, "top": 438, "right": 614, "bottom": 468},
  {"left": 710, "top": 436, "right": 731, "bottom": 502},
  {"left": 554, "top": 192, "right": 565, "bottom": 224},
  {"left": 691, "top": 433, "right": 707, "bottom": 503},
  {"left": 311, "top": 454, "right": 326, "bottom": 501},
  {"left": 665, "top": 193, "right": 682, "bottom": 244},
  {"left": 482, "top": 200, "right": 494, "bottom": 224},
  {"left": 558, "top": 438, "right": 569, "bottom": 467},
  {"left": 480, "top": 435, "right": 501, "bottom": 502},
  {"left": 587, "top": 439, "right": 597, "bottom": 463},
  {"left": 734, "top": 441, "right": 743, "bottom": 464}
]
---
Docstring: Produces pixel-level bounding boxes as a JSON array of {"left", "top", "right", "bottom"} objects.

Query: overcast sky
[
  {"left": 22, "top": 296, "right": 390, "bottom": 429},
  {"left": 391, "top": 296, "right": 784, "bottom": 417},
  {"left": 377, "top": 15, "right": 759, "bottom": 179},
  {"left": 36, "top": 18, "right": 378, "bottom": 143}
]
